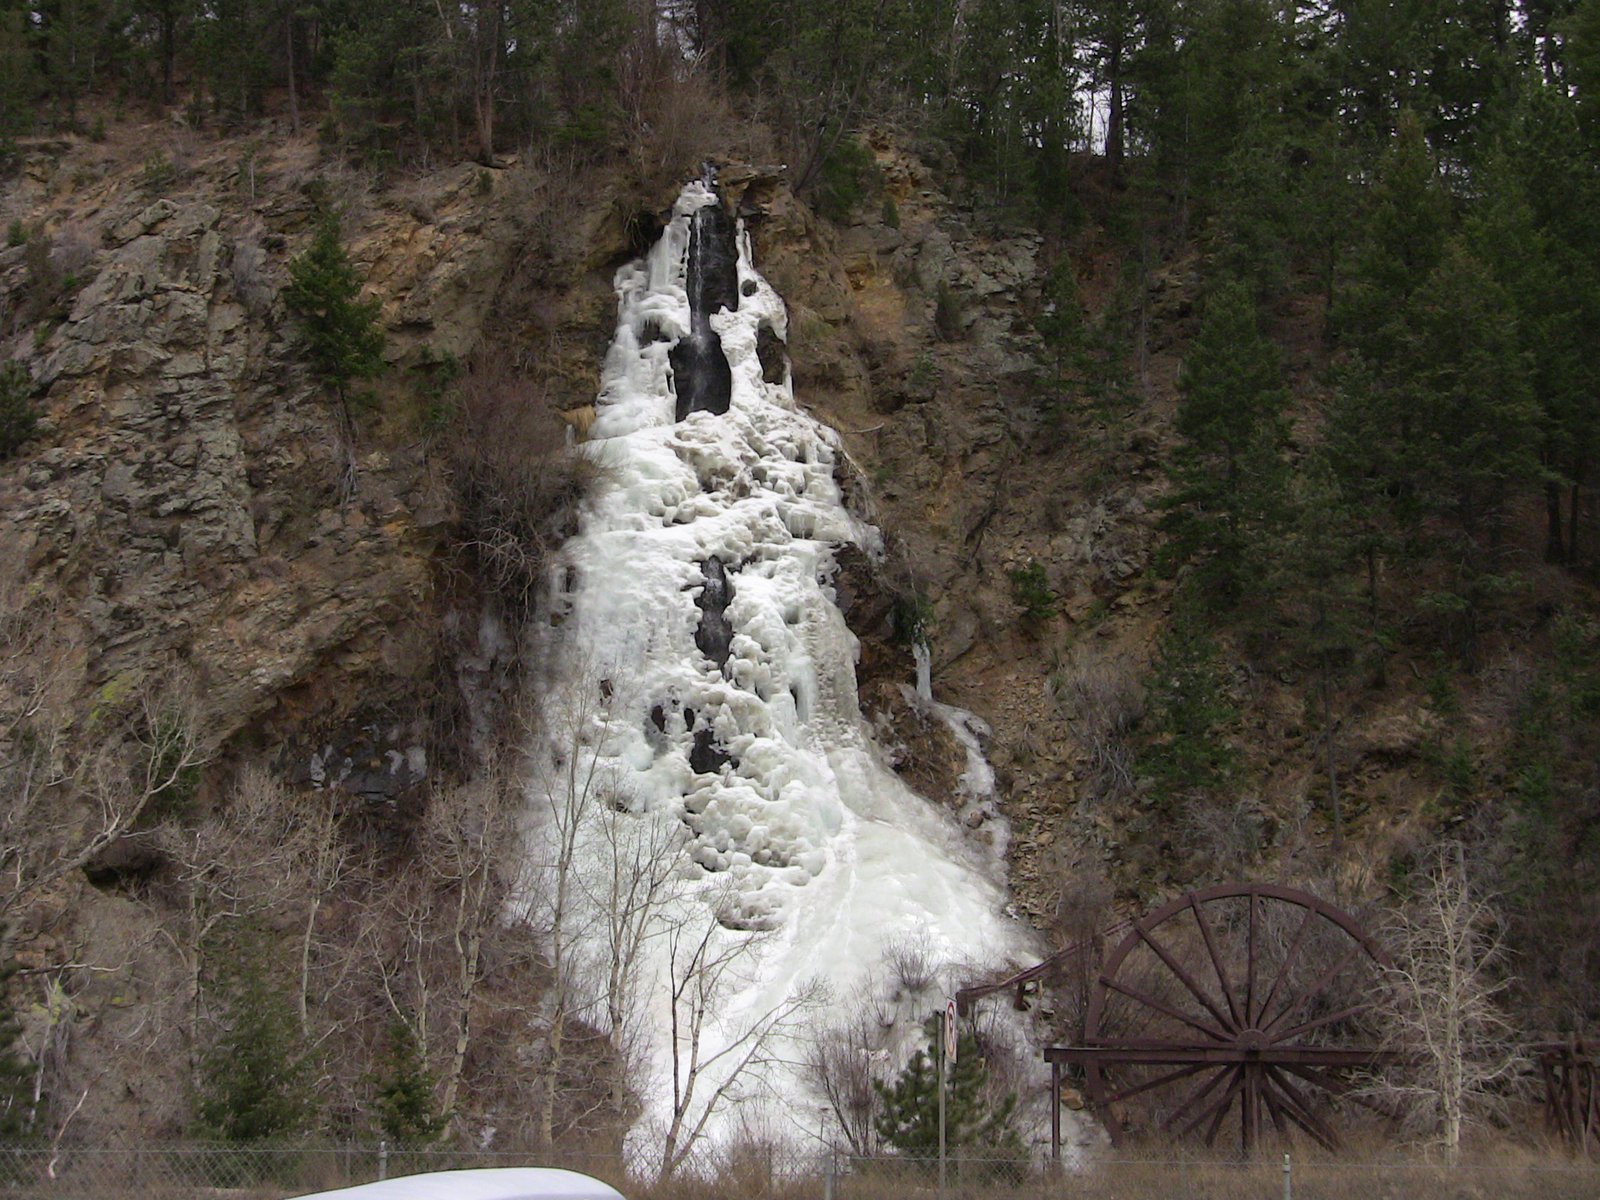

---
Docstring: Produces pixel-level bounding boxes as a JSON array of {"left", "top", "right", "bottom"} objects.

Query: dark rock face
[
  {"left": 283, "top": 722, "right": 429, "bottom": 801},
  {"left": 756, "top": 321, "right": 788, "bottom": 385},
  {"left": 690, "top": 727, "right": 733, "bottom": 773},
  {"left": 694, "top": 556, "right": 735, "bottom": 669},
  {"left": 670, "top": 201, "right": 740, "bottom": 420}
]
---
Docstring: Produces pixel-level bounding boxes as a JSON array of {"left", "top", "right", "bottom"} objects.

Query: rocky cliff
[{"left": 0, "top": 114, "right": 1472, "bottom": 1142}]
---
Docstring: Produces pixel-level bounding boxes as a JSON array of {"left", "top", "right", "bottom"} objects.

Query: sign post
[{"left": 940, "top": 999, "right": 957, "bottom": 1200}]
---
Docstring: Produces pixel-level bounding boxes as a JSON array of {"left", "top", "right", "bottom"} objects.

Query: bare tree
[
  {"left": 1051, "top": 649, "right": 1143, "bottom": 806},
  {"left": 448, "top": 361, "right": 593, "bottom": 622},
  {"left": 413, "top": 759, "right": 533, "bottom": 1125},
  {"left": 520, "top": 670, "right": 689, "bottom": 1146},
  {"left": 1, "top": 558, "right": 214, "bottom": 922},
  {"left": 149, "top": 767, "right": 312, "bottom": 1078},
  {"left": 659, "top": 903, "right": 827, "bottom": 1178},
  {"left": 806, "top": 992, "right": 887, "bottom": 1155},
  {"left": 1373, "top": 843, "right": 1526, "bottom": 1161}
]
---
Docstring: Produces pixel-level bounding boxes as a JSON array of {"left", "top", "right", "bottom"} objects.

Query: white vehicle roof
[{"left": 289, "top": 1167, "right": 628, "bottom": 1200}]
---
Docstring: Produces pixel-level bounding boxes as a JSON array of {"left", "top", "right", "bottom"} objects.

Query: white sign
[{"left": 944, "top": 999, "right": 958, "bottom": 1063}]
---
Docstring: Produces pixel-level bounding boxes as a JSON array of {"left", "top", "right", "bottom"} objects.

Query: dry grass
[{"left": 636, "top": 1146, "right": 1600, "bottom": 1200}]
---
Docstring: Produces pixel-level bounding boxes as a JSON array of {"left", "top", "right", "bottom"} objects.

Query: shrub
[
  {"left": 814, "top": 133, "right": 877, "bottom": 224},
  {"left": 934, "top": 279, "right": 964, "bottom": 341},
  {"left": 3, "top": 221, "right": 22, "bottom": 249},
  {"left": 140, "top": 152, "right": 178, "bottom": 196},
  {"left": 1009, "top": 559, "right": 1056, "bottom": 622},
  {"left": 0, "top": 362, "right": 37, "bottom": 461},
  {"left": 1, "top": 925, "right": 30, "bottom": 1137},
  {"left": 448, "top": 361, "right": 591, "bottom": 619}
]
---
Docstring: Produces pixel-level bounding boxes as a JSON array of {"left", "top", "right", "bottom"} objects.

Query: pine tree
[
  {"left": 1397, "top": 239, "right": 1539, "bottom": 661},
  {"left": 283, "top": 215, "right": 385, "bottom": 403},
  {"left": 1275, "top": 461, "right": 1367, "bottom": 847},
  {"left": 195, "top": 954, "right": 314, "bottom": 1142},
  {"left": 1334, "top": 111, "right": 1453, "bottom": 370},
  {"left": 372, "top": 1018, "right": 447, "bottom": 1145},
  {"left": 0, "top": 10, "right": 36, "bottom": 156},
  {"left": 0, "top": 362, "right": 37, "bottom": 462},
  {"left": 1, "top": 926, "right": 33, "bottom": 1139},
  {"left": 1161, "top": 278, "right": 1289, "bottom": 607},
  {"left": 873, "top": 1014, "right": 1022, "bottom": 1163},
  {"left": 1138, "top": 607, "right": 1237, "bottom": 809}
]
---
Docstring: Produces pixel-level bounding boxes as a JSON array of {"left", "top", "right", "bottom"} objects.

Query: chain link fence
[{"left": 1, "top": 1142, "right": 1597, "bottom": 1199}]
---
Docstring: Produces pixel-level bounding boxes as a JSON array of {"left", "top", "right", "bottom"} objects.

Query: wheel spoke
[
  {"left": 1105, "top": 1062, "right": 1210, "bottom": 1106},
  {"left": 1264, "top": 1066, "right": 1341, "bottom": 1151},
  {"left": 1260, "top": 1074, "right": 1330, "bottom": 1148},
  {"left": 1271, "top": 1002, "right": 1369, "bottom": 1045},
  {"left": 1260, "top": 1074, "right": 1291, "bottom": 1141},
  {"left": 1242, "top": 1064, "right": 1262, "bottom": 1155},
  {"left": 1204, "top": 1069, "right": 1246, "bottom": 1147},
  {"left": 1256, "top": 905, "right": 1316, "bottom": 1027},
  {"left": 1161, "top": 1064, "right": 1234, "bottom": 1134},
  {"left": 1190, "top": 893, "right": 1243, "bottom": 1030},
  {"left": 1135, "top": 922, "right": 1236, "bottom": 1034},
  {"left": 1262, "top": 943, "right": 1364, "bottom": 1037},
  {"left": 1279, "top": 1062, "right": 1407, "bottom": 1123},
  {"left": 1102, "top": 976, "right": 1232, "bottom": 1043},
  {"left": 1177, "top": 1067, "right": 1243, "bottom": 1143},
  {"left": 1245, "top": 890, "right": 1258, "bottom": 1024}
]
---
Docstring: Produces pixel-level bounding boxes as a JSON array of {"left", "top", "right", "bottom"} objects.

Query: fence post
[
  {"left": 1282, "top": 1152, "right": 1291, "bottom": 1200},
  {"left": 378, "top": 1140, "right": 389, "bottom": 1182},
  {"left": 823, "top": 1150, "right": 835, "bottom": 1200}
]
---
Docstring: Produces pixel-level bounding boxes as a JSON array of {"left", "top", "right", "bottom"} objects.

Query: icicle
[{"left": 914, "top": 641, "right": 933, "bottom": 703}]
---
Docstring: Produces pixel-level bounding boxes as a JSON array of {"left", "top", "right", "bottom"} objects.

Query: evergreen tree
[
  {"left": 1474, "top": 84, "right": 1600, "bottom": 568},
  {"left": 0, "top": 9, "right": 37, "bottom": 156},
  {"left": 1275, "top": 462, "right": 1367, "bottom": 846},
  {"left": 1161, "top": 278, "right": 1289, "bottom": 607},
  {"left": 195, "top": 955, "right": 314, "bottom": 1142},
  {"left": 1321, "top": 357, "right": 1403, "bottom": 619},
  {"left": 1398, "top": 239, "right": 1539, "bottom": 660},
  {"left": 372, "top": 1018, "right": 447, "bottom": 1145},
  {"left": 0, "top": 362, "right": 37, "bottom": 463},
  {"left": 873, "top": 1014, "right": 1022, "bottom": 1162},
  {"left": 1334, "top": 111, "right": 1454, "bottom": 371},
  {"left": 1138, "top": 606, "right": 1237, "bottom": 808},
  {"left": 283, "top": 215, "right": 385, "bottom": 403},
  {"left": 1, "top": 926, "right": 33, "bottom": 1139}
]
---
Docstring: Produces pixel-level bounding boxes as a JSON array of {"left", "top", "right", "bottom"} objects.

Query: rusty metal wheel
[{"left": 1078, "top": 883, "right": 1395, "bottom": 1154}]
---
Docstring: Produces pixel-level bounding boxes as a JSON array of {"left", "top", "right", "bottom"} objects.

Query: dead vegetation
[{"left": 446, "top": 358, "right": 594, "bottom": 624}]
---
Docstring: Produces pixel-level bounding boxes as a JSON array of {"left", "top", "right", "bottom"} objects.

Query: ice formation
[{"left": 526, "top": 180, "right": 1034, "bottom": 1157}]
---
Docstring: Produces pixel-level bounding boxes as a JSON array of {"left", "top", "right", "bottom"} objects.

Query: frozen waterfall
[{"left": 524, "top": 179, "right": 1034, "bottom": 1163}]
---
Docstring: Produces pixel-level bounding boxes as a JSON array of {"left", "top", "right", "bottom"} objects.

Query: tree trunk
[
  {"left": 161, "top": 6, "right": 177, "bottom": 106},
  {"left": 1106, "top": 28, "right": 1125, "bottom": 172},
  {"left": 1570, "top": 478, "right": 1583, "bottom": 570},
  {"left": 285, "top": 7, "right": 300, "bottom": 135},
  {"left": 1320, "top": 650, "right": 1342, "bottom": 853},
  {"left": 1545, "top": 476, "right": 1565, "bottom": 563}
]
